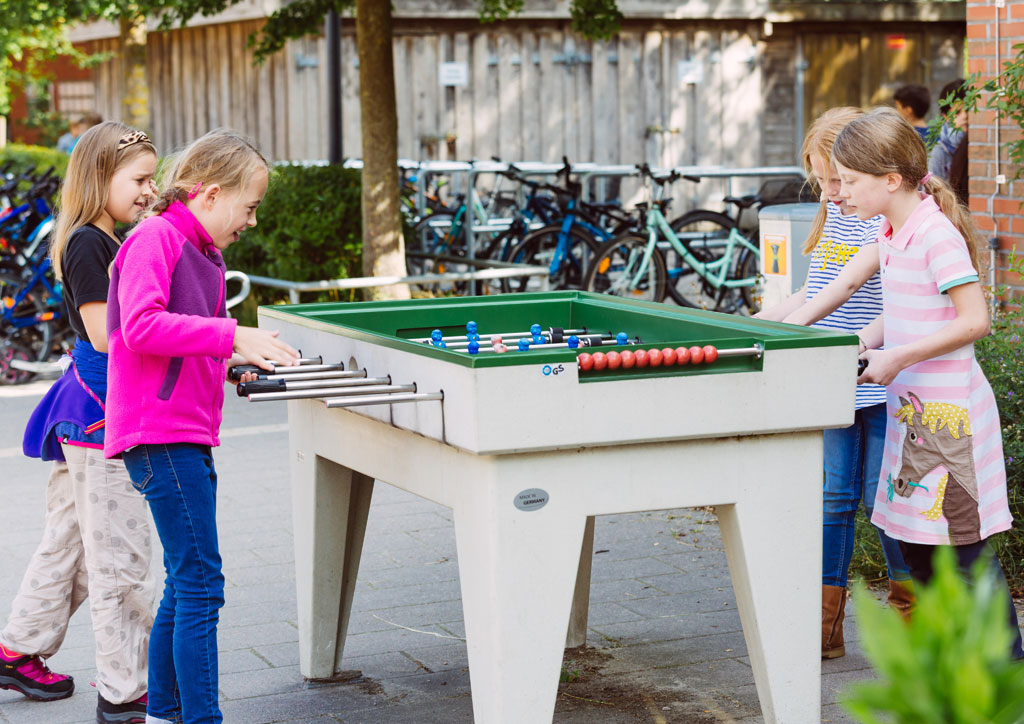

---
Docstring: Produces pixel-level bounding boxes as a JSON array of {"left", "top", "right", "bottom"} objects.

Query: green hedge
[
  {"left": 979, "top": 297, "right": 1024, "bottom": 590},
  {"left": 0, "top": 143, "right": 69, "bottom": 179},
  {"left": 222, "top": 163, "right": 364, "bottom": 324}
]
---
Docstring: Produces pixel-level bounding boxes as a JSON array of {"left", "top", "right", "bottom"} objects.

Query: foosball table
[{"left": 249, "top": 291, "right": 858, "bottom": 724}]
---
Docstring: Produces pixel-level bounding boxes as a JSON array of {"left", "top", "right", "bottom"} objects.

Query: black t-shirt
[{"left": 61, "top": 224, "right": 121, "bottom": 344}]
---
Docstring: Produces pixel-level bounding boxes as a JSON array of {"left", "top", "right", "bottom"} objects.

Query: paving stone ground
[{"left": 0, "top": 379, "right": 876, "bottom": 723}]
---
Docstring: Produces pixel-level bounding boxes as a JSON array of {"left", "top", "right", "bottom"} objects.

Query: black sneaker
[
  {"left": 0, "top": 646, "right": 74, "bottom": 701},
  {"left": 97, "top": 691, "right": 148, "bottom": 724}
]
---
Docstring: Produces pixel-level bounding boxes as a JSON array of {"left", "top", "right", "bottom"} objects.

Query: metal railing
[{"left": 239, "top": 256, "right": 550, "bottom": 305}]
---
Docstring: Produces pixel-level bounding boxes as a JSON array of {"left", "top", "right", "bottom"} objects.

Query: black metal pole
[{"left": 326, "top": 8, "right": 343, "bottom": 164}]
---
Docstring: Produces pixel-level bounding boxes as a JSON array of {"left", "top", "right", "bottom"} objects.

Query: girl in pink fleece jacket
[{"left": 105, "top": 129, "right": 298, "bottom": 724}]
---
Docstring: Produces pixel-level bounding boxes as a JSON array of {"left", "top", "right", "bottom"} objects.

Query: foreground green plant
[{"left": 843, "top": 547, "right": 1024, "bottom": 724}]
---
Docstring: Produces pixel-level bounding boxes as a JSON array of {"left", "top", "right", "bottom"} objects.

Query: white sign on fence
[
  {"left": 677, "top": 59, "right": 704, "bottom": 86},
  {"left": 439, "top": 62, "right": 469, "bottom": 87}
]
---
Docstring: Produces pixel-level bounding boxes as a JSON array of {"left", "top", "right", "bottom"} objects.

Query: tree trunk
[
  {"left": 119, "top": 15, "right": 149, "bottom": 133},
  {"left": 355, "top": 0, "right": 409, "bottom": 300}
]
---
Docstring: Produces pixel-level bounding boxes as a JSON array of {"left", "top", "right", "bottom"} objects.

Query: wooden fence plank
[
  {"left": 519, "top": 31, "right": 540, "bottom": 161},
  {"left": 171, "top": 29, "right": 185, "bottom": 146},
  {"left": 217, "top": 24, "right": 231, "bottom": 132},
  {"left": 667, "top": 31, "right": 689, "bottom": 169},
  {"left": 471, "top": 32, "right": 496, "bottom": 158},
  {"left": 497, "top": 32, "right": 522, "bottom": 162},
  {"left": 453, "top": 32, "right": 473, "bottom": 160},
  {"left": 272, "top": 48, "right": 288, "bottom": 160},
  {"left": 228, "top": 24, "right": 246, "bottom": 138},
  {"left": 439, "top": 33, "right": 455, "bottom": 161},
  {"left": 574, "top": 35, "right": 594, "bottom": 164},
  {"left": 341, "top": 32, "right": 360, "bottom": 158},
  {"left": 539, "top": 31, "right": 563, "bottom": 163},
  {"left": 590, "top": 37, "right": 612, "bottom": 166},
  {"left": 642, "top": 31, "right": 662, "bottom": 167}
]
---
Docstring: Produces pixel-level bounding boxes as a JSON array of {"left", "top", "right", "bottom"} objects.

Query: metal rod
[
  {"left": 249, "top": 384, "right": 415, "bottom": 403},
  {"left": 324, "top": 391, "right": 444, "bottom": 408},
  {"left": 454, "top": 335, "right": 637, "bottom": 353},
  {"left": 411, "top": 327, "right": 588, "bottom": 344},
  {"left": 227, "top": 357, "right": 328, "bottom": 381},
  {"left": 266, "top": 375, "right": 389, "bottom": 391},
  {"left": 716, "top": 344, "right": 764, "bottom": 359},
  {"left": 443, "top": 331, "right": 595, "bottom": 349},
  {"left": 260, "top": 369, "right": 367, "bottom": 382},
  {"left": 256, "top": 363, "right": 347, "bottom": 376},
  {"left": 238, "top": 375, "right": 391, "bottom": 396}
]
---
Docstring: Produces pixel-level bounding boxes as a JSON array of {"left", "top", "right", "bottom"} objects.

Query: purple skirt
[{"left": 23, "top": 341, "right": 106, "bottom": 462}]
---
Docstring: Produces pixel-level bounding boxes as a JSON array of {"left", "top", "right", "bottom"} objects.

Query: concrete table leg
[
  {"left": 290, "top": 403, "right": 375, "bottom": 679},
  {"left": 453, "top": 481, "right": 588, "bottom": 723},
  {"left": 716, "top": 432, "right": 822, "bottom": 724},
  {"left": 566, "top": 515, "right": 596, "bottom": 648}
]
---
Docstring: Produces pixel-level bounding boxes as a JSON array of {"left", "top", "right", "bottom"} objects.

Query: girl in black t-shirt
[{"left": 4, "top": 122, "right": 158, "bottom": 724}]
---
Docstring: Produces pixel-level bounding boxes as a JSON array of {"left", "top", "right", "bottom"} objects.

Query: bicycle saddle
[{"left": 723, "top": 194, "right": 759, "bottom": 210}]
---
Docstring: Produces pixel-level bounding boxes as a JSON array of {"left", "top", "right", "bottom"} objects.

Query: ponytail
[
  {"left": 922, "top": 175, "right": 983, "bottom": 274},
  {"left": 802, "top": 201, "right": 828, "bottom": 256}
]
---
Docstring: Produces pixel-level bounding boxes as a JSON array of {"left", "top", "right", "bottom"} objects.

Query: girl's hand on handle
[
  {"left": 232, "top": 326, "right": 300, "bottom": 372},
  {"left": 857, "top": 348, "right": 900, "bottom": 386},
  {"left": 225, "top": 352, "right": 259, "bottom": 385}
]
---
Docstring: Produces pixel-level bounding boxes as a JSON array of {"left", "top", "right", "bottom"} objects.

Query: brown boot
[
  {"left": 822, "top": 584, "right": 847, "bottom": 659},
  {"left": 887, "top": 578, "right": 915, "bottom": 621}
]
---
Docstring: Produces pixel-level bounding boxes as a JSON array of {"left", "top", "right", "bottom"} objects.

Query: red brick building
[{"left": 967, "top": 0, "right": 1024, "bottom": 298}]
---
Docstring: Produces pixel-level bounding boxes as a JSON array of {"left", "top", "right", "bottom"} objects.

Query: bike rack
[{"left": 318, "top": 158, "right": 807, "bottom": 296}]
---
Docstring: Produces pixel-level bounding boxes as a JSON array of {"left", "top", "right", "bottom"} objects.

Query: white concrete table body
[{"left": 260, "top": 306, "right": 857, "bottom": 724}]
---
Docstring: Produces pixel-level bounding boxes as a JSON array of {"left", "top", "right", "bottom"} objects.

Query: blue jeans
[
  {"left": 822, "top": 403, "right": 910, "bottom": 587},
  {"left": 123, "top": 444, "right": 224, "bottom": 724}
]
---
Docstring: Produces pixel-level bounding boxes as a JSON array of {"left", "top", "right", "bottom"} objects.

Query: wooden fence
[
  {"left": 140, "top": 21, "right": 765, "bottom": 170},
  {"left": 79, "top": 17, "right": 961, "bottom": 205}
]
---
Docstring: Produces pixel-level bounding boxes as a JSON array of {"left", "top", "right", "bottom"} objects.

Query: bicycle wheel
[
  {"left": 407, "top": 214, "right": 463, "bottom": 293},
  {"left": 583, "top": 233, "right": 667, "bottom": 302},
  {"left": 503, "top": 225, "right": 601, "bottom": 293},
  {"left": 0, "top": 272, "right": 54, "bottom": 376},
  {"left": 476, "top": 225, "right": 529, "bottom": 295},
  {"left": 736, "top": 247, "right": 761, "bottom": 315},
  {"left": 664, "top": 210, "right": 742, "bottom": 312}
]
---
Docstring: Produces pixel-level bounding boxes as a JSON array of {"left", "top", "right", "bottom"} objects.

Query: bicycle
[
  {"left": 0, "top": 169, "right": 71, "bottom": 383},
  {"left": 662, "top": 175, "right": 809, "bottom": 312},
  {"left": 406, "top": 164, "right": 559, "bottom": 294},
  {"left": 583, "top": 165, "right": 762, "bottom": 312},
  {"left": 500, "top": 158, "right": 649, "bottom": 294}
]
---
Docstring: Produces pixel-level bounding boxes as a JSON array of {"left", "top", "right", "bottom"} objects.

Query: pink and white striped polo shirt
[{"left": 870, "top": 196, "right": 1012, "bottom": 546}]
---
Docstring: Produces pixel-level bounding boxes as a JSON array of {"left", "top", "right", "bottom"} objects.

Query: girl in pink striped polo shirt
[{"left": 809, "top": 106, "right": 1021, "bottom": 657}]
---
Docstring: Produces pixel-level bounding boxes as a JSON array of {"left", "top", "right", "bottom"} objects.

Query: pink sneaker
[{"left": 0, "top": 644, "right": 75, "bottom": 701}]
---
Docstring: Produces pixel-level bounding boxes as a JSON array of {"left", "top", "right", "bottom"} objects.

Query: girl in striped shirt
[
  {"left": 758, "top": 107, "right": 911, "bottom": 659},
  {"left": 790, "top": 106, "right": 1022, "bottom": 658}
]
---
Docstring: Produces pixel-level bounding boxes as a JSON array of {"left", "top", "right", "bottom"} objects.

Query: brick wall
[{"left": 967, "top": 0, "right": 1024, "bottom": 298}]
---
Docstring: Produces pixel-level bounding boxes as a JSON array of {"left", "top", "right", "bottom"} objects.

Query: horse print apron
[{"left": 870, "top": 197, "right": 1012, "bottom": 546}]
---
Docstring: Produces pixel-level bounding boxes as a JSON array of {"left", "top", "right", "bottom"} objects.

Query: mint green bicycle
[{"left": 583, "top": 166, "right": 763, "bottom": 314}]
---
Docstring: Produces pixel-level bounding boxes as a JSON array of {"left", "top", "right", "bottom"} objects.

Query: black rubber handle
[
  {"left": 228, "top": 364, "right": 263, "bottom": 381},
  {"left": 237, "top": 378, "right": 286, "bottom": 396},
  {"left": 858, "top": 358, "right": 869, "bottom": 376}
]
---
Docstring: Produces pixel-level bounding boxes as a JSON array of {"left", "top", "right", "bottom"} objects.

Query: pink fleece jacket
[{"left": 104, "top": 201, "right": 238, "bottom": 458}]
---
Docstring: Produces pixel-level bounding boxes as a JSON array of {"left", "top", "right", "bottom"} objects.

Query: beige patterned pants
[{"left": 0, "top": 443, "right": 155, "bottom": 705}]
